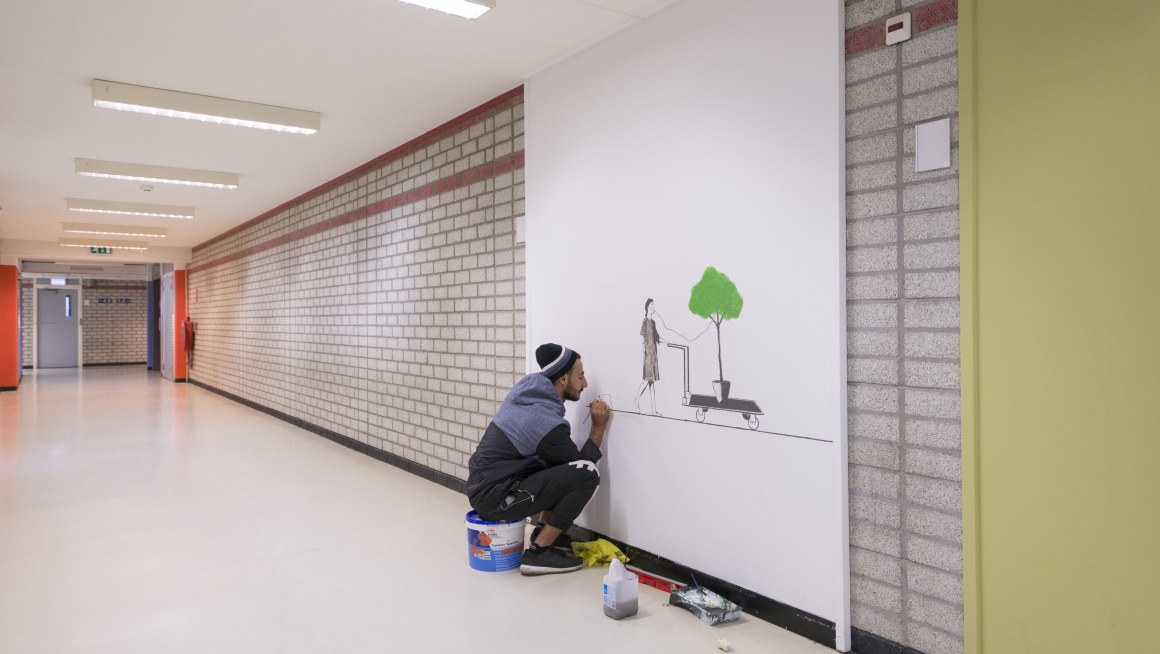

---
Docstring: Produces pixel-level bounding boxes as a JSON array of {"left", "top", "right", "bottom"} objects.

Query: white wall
[{"left": 525, "top": 0, "right": 847, "bottom": 646}]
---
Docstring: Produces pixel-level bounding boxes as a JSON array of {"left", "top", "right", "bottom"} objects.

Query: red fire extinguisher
[{"left": 181, "top": 316, "right": 195, "bottom": 368}]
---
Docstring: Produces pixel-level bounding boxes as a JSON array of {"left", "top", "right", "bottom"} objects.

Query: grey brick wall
[
  {"left": 846, "top": 1, "right": 962, "bottom": 653},
  {"left": 188, "top": 94, "right": 525, "bottom": 482},
  {"left": 82, "top": 282, "right": 148, "bottom": 365}
]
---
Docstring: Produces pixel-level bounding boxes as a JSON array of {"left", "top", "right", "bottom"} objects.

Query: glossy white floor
[{"left": 0, "top": 367, "right": 833, "bottom": 654}]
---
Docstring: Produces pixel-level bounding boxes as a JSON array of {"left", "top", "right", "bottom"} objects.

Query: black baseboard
[
  {"left": 187, "top": 378, "right": 467, "bottom": 495},
  {"left": 852, "top": 627, "right": 928, "bottom": 654},
  {"left": 23, "top": 365, "right": 32, "bottom": 369},
  {"left": 0, "top": 385, "right": 17, "bottom": 392},
  {"left": 175, "top": 378, "right": 186, "bottom": 383},
  {"left": 83, "top": 362, "right": 147, "bottom": 368},
  {"left": 567, "top": 523, "right": 837, "bottom": 648}
]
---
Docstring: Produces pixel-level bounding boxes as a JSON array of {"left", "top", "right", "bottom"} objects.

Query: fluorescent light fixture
[
  {"left": 66, "top": 198, "right": 195, "bottom": 219},
  {"left": 395, "top": 0, "right": 494, "bottom": 19},
  {"left": 50, "top": 278, "right": 66, "bottom": 286},
  {"left": 62, "top": 223, "right": 168, "bottom": 238},
  {"left": 59, "top": 238, "right": 149, "bottom": 251},
  {"left": 76, "top": 159, "right": 239, "bottom": 189},
  {"left": 93, "top": 80, "right": 320, "bottom": 134}
]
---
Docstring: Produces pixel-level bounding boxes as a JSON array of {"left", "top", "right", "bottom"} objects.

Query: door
[
  {"left": 38, "top": 288, "right": 78, "bottom": 368},
  {"left": 160, "top": 274, "right": 174, "bottom": 380},
  {"left": 146, "top": 280, "right": 160, "bottom": 370}
]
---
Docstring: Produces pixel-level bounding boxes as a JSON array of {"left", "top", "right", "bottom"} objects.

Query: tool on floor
[
  {"left": 669, "top": 585, "right": 742, "bottom": 626},
  {"left": 691, "top": 572, "right": 705, "bottom": 601}
]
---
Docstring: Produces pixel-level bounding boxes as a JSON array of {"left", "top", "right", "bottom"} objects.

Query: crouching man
[{"left": 467, "top": 343, "right": 610, "bottom": 575}]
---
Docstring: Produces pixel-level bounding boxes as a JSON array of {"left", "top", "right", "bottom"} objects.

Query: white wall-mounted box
[
  {"left": 916, "top": 118, "right": 952, "bottom": 172},
  {"left": 885, "top": 12, "right": 912, "bottom": 45}
]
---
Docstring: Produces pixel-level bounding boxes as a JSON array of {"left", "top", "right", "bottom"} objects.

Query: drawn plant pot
[{"left": 713, "top": 380, "right": 731, "bottom": 402}]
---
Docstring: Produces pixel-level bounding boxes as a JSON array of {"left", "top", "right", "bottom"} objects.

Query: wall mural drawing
[{"left": 621, "top": 267, "right": 821, "bottom": 440}]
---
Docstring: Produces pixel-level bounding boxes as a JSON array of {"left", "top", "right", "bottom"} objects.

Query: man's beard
[{"left": 565, "top": 386, "right": 582, "bottom": 402}]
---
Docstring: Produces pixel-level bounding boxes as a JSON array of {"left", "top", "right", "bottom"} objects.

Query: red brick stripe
[
  {"left": 189, "top": 151, "right": 524, "bottom": 275},
  {"left": 845, "top": 0, "right": 957, "bottom": 56},
  {"left": 194, "top": 86, "right": 524, "bottom": 253}
]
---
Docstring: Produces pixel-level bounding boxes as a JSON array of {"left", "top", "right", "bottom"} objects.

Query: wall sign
[{"left": 90, "top": 247, "right": 114, "bottom": 255}]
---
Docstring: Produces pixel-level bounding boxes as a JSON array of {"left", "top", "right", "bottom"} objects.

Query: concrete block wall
[
  {"left": 82, "top": 281, "right": 147, "bottom": 365},
  {"left": 20, "top": 283, "right": 32, "bottom": 367},
  {"left": 845, "top": 1, "right": 962, "bottom": 653},
  {"left": 188, "top": 89, "right": 525, "bottom": 483}
]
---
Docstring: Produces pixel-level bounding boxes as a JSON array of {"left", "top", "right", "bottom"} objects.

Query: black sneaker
[
  {"left": 530, "top": 525, "right": 577, "bottom": 553},
  {"left": 519, "top": 544, "right": 584, "bottom": 576}
]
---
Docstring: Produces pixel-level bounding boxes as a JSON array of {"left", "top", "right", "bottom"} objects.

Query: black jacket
[{"left": 466, "top": 421, "right": 602, "bottom": 507}]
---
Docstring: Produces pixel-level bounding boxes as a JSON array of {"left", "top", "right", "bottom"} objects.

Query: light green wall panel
[{"left": 963, "top": 1, "right": 1160, "bottom": 652}]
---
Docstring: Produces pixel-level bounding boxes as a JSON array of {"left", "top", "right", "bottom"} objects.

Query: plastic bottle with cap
[{"left": 602, "top": 558, "right": 639, "bottom": 619}]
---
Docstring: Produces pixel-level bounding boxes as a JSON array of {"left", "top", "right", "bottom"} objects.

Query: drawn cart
[
  {"left": 686, "top": 394, "right": 763, "bottom": 429},
  {"left": 668, "top": 343, "right": 763, "bottom": 430}
]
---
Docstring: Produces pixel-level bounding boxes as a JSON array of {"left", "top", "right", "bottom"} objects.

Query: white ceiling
[{"left": 0, "top": 0, "right": 675, "bottom": 259}]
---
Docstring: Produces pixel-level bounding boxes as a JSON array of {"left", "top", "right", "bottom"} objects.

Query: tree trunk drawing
[{"left": 714, "top": 315, "right": 723, "bottom": 381}]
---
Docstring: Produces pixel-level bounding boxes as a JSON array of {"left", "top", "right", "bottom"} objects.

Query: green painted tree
[{"left": 688, "top": 267, "right": 743, "bottom": 382}]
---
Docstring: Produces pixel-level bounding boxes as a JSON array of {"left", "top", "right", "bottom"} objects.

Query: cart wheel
[
  {"left": 748, "top": 415, "right": 760, "bottom": 430},
  {"left": 695, "top": 408, "right": 706, "bottom": 423}
]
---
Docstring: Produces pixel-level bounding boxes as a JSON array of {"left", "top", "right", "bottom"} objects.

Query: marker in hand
[{"left": 583, "top": 395, "right": 611, "bottom": 424}]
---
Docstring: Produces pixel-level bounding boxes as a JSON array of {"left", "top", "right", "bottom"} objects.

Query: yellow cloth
[{"left": 570, "top": 538, "right": 629, "bottom": 567}]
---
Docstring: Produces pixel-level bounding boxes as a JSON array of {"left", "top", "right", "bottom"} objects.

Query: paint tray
[{"left": 668, "top": 587, "right": 742, "bottom": 626}]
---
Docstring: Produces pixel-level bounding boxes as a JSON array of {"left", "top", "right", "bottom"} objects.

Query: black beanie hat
[{"left": 536, "top": 343, "right": 580, "bottom": 382}]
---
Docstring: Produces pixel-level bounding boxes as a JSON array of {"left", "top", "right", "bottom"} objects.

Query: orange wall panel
[
  {"left": 0, "top": 266, "right": 19, "bottom": 389},
  {"left": 175, "top": 270, "right": 187, "bottom": 381}
]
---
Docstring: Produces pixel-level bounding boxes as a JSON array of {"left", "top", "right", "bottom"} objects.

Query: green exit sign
[{"left": 90, "top": 247, "right": 114, "bottom": 255}]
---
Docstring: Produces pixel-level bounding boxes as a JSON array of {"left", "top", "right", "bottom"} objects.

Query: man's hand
[{"left": 589, "top": 397, "right": 611, "bottom": 430}]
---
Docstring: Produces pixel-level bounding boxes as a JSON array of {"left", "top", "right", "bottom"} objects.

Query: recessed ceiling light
[
  {"left": 59, "top": 237, "right": 149, "bottom": 251},
  {"left": 66, "top": 198, "right": 195, "bottom": 219},
  {"left": 76, "top": 159, "right": 239, "bottom": 189},
  {"left": 93, "top": 80, "right": 320, "bottom": 134},
  {"left": 62, "top": 223, "right": 168, "bottom": 238},
  {"left": 395, "top": 0, "right": 494, "bottom": 20}
]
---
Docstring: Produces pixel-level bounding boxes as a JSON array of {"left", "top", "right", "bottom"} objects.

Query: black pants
[{"left": 474, "top": 461, "right": 600, "bottom": 532}]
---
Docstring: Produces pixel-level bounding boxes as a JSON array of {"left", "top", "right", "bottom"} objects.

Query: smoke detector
[{"left": 140, "top": 184, "right": 154, "bottom": 192}]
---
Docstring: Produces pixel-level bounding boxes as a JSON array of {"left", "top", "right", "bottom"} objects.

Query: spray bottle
[{"left": 602, "top": 558, "right": 639, "bottom": 619}]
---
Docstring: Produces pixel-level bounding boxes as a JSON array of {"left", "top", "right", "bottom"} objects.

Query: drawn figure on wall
[
  {"left": 636, "top": 298, "right": 663, "bottom": 415},
  {"left": 636, "top": 298, "right": 697, "bottom": 415}
]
